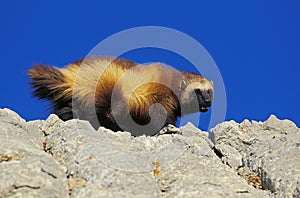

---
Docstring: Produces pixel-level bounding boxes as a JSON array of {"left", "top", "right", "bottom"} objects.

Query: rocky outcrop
[
  {"left": 211, "top": 116, "right": 300, "bottom": 197},
  {"left": 0, "top": 108, "right": 299, "bottom": 197}
]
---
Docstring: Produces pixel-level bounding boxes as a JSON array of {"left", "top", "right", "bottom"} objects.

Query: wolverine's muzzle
[{"left": 194, "top": 88, "right": 213, "bottom": 112}]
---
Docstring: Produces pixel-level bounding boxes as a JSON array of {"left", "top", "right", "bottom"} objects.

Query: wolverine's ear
[{"left": 179, "top": 79, "right": 187, "bottom": 91}]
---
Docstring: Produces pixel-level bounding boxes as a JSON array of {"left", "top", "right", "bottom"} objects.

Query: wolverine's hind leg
[{"left": 54, "top": 106, "right": 74, "bottom": 121}]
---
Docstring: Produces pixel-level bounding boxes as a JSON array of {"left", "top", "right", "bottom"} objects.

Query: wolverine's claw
[{"left": 156, "top": 124, "right": 182, "bottom": 136}]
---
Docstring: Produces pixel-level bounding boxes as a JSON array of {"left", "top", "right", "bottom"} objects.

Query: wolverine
[{"left": 28, "top": 56, "right": 214, "bottom": 135}]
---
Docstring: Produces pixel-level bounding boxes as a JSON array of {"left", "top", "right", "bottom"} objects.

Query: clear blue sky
[{"left": 1, "top": 1, "right": 299, "bottom": 130}]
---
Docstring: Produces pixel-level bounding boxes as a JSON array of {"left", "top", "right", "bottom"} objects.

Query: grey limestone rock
[
  {"left": 0, "top": 109, "right": 68, "bottom": 197},
  {"left": 1, "top": 108, "right": 298, "bottom": 197},
  {"left": 211, "top": 115, "right": 300, "bottom": 197}
]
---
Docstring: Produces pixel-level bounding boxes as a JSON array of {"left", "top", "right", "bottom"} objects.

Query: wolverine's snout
[
  {"left": 203, "top": 89, "right": 213, "bottom": 104},
  {"left": 194, "top": 88, "right": 213, "bottom": 112}
]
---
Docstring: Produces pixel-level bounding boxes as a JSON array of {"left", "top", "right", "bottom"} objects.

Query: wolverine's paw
[{"left": 156, "top": 124, "right": 182, "bottom": 136}]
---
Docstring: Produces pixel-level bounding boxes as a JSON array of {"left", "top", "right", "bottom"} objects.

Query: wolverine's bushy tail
[{"left": 27, "top": 64, "right": 67, "bottom": 101}]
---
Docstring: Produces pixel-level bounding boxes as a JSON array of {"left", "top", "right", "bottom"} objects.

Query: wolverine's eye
[{"left": 194, "top": 89, "right": 201, "bottom": 95}]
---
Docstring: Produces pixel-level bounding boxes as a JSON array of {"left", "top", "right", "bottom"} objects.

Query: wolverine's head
[{"left": 179, "top": 72, "right": 214, "bottom": 114}]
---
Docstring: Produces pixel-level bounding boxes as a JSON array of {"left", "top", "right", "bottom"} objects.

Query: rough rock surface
[
  {"left": 0, "top": 108, "right": 299, "bottom": 197},
  {"left": 211, "top": 116, "right": 300, "bottom": 197}
]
